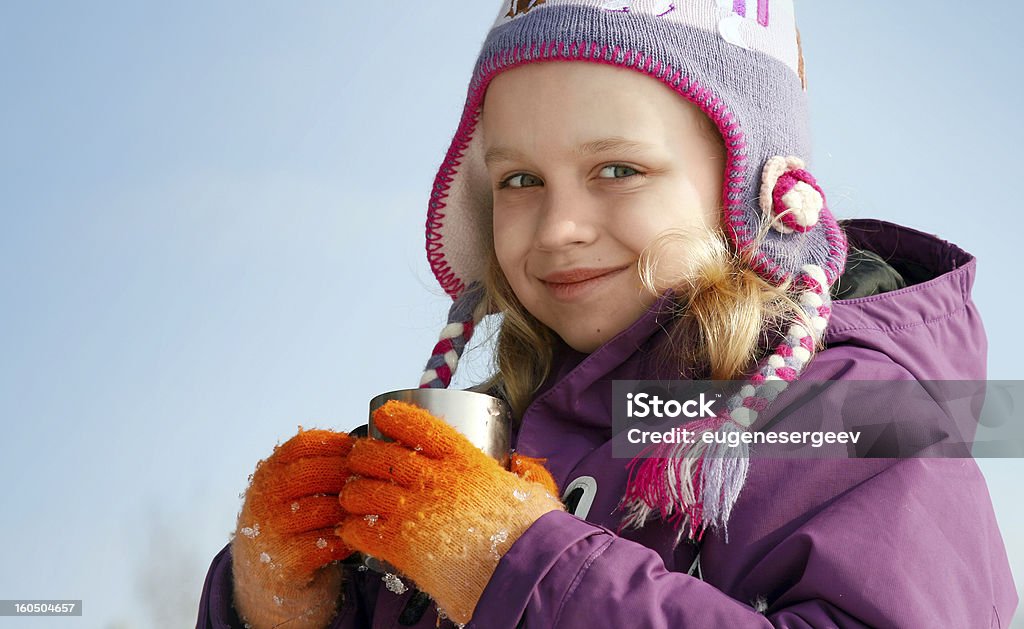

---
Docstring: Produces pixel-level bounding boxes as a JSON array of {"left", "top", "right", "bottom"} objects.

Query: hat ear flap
[{"left": 420, "top": 283, "right": 487, "bottom": 389}]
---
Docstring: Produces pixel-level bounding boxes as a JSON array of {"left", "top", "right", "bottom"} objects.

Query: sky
[{"left": 0, "top": 2, "right": 1021, "bottom": 627}]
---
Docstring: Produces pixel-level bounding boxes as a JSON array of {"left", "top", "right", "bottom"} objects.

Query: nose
[{"left": 533, "top": 185, "right": 599, "bottom": 252}]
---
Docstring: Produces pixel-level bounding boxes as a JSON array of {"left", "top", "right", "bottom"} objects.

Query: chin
[
  {"left": 550, "top": 313, "right": 637, "bottom": 354},
  {"left": 559, "top": 330, "right": 610, "bottom": 354}
]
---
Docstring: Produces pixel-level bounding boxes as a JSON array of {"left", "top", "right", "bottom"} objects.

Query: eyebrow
[{"left": 483, "top": 137, "right": 657, "bottom": 167}]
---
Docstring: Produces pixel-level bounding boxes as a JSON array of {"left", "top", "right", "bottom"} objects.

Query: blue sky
[{"left": 0, "top": 2, "right": 1021, "bottom": 626}]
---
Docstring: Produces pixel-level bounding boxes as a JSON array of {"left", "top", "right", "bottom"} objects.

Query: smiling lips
[{"left": 540, "top": 266, "right": 630, "bottom": 301}]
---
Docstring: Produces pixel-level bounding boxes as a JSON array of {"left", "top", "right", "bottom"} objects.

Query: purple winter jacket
[{"left": 198, "top": 220, "right": 1018, "bottom": 628}]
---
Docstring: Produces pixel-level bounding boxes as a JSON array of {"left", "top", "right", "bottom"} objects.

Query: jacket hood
[{"left": 824, "top": 219, "right": 986, "bottom": 381}]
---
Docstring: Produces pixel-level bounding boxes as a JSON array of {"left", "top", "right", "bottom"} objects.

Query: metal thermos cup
[{"left": 367, "top": 388, "right": 512, "bottom": 467}]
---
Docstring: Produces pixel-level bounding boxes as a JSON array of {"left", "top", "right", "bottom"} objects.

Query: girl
[{"left": 199, "top": 1, "right": 1017, "bottom": 627}]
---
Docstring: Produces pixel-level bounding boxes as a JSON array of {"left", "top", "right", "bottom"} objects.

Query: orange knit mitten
[
  {"left": 232, "top": 428, "right": 357, "bottom": 629},
  {"left": 337, "top": 401, "right": 563, "bottom": 624},
  {"left": 510, "top": 452, "right": 560, "bottom": 498}
]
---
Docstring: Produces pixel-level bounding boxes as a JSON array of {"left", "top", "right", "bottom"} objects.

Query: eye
[
  {"left": 499, "top": 173, "right": 543, "bottom": 189},
  {"left": 598, "top": 165, "right": 641, "bottom": 179}
]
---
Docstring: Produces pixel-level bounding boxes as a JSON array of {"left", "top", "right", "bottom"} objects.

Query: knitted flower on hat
[{"left": 418, "top": 0, "right": 848, "bottom": 539}]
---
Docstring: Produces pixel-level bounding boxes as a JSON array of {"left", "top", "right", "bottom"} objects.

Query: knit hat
[{"left": 418, "top": 0, "right": 848, "bottom": 539}]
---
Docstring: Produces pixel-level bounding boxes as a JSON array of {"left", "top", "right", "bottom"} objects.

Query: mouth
[{"left": 539, "top": 266, "right": 631, "bottom": 301}]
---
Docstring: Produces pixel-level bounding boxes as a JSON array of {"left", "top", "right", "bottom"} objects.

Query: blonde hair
[
  {"left": 482, "top": 247, "right": 556, "bottom": 421},
  {"left": 482, "top": 222, "right": 811, "bottom": 422}
]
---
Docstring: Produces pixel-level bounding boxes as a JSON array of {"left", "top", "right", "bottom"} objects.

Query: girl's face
[{"left": 482, "top": 62, "right": 725, "bottom": 353}]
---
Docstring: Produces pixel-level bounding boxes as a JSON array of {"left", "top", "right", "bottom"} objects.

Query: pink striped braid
[
  {"left": 419, "top": 283, "right": 487, "bottom": 389},
  {"left": 620, "top": 264, "right": 834, "bottom": 541}
]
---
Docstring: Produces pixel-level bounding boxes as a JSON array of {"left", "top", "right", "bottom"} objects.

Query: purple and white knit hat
[{"left": 418, "top": 0, "right": 848, "bottom": 539}]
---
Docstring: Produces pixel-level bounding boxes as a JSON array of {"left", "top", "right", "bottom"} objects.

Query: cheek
[
  {"left": 492, "top": 212, "right": 526, "bottom": 278},
  {"left": 612, "top": 192, "right": 719, "bottom": 289},
  {"left": 492, "top": 214, "right": 510, "bottom": 259}
]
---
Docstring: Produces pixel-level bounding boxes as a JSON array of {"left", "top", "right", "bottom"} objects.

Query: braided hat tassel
[
  {"left": 621, "top": 264, "right": 835, "bottom": 541},
  {"left": 419, "top": 283, "right": 487, "bottom": 389}
]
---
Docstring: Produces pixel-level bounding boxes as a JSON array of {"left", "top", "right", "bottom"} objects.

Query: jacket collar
[{"left": 513, "top": 292, "right": 679, "bottom": 482}]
